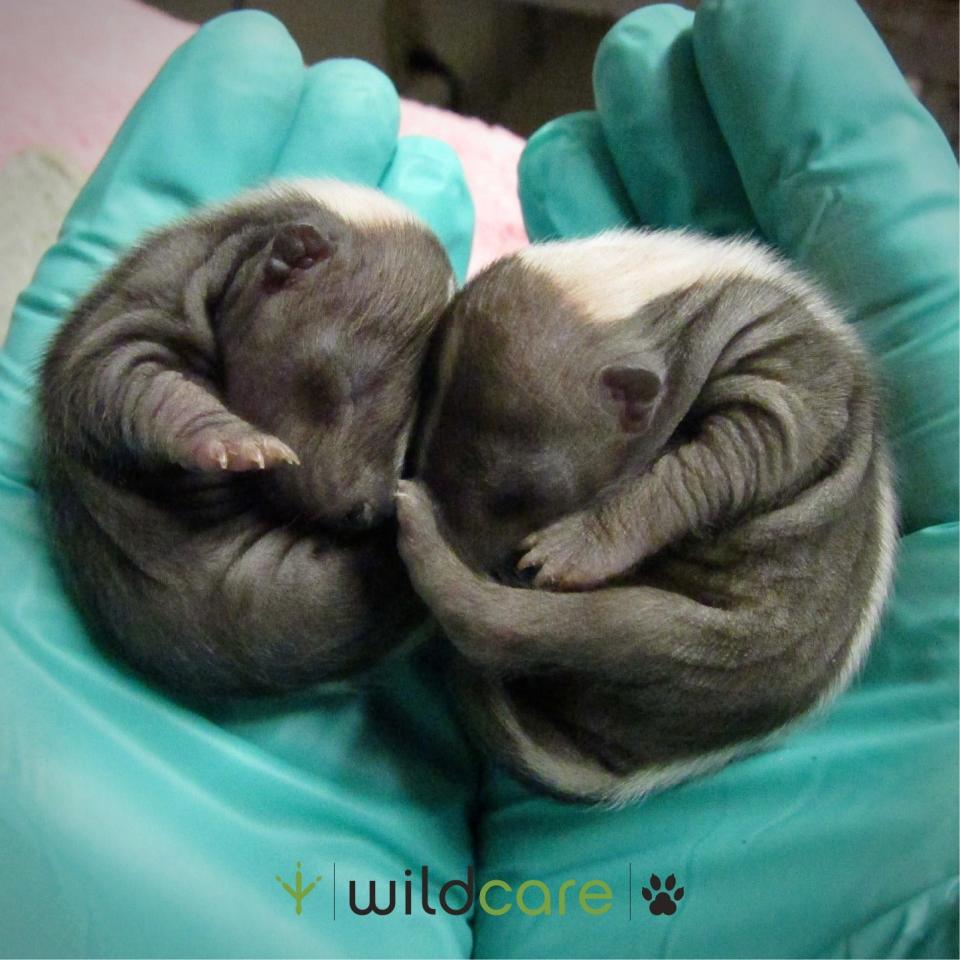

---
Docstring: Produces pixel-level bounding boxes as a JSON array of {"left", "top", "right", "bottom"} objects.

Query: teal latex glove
[
  {"left": 0, "top": 13, "right": 478, "bottom": 958},
  {"left": 472, "top": 3, "right": 957, "bottom": 958},
  {"left": 520, "top": 0, "right": 958, "bottom": 535}
]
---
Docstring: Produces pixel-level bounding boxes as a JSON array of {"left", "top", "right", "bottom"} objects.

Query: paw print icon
[{"left": 641, "top": 873, "right": 684, "bottom": 915}]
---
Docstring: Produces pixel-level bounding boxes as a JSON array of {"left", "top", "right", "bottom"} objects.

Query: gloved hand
[
  {"left": 519, "top": 0, "right": 958, "bottom": 535},
  {"left": 468, "top": 3, "right": 957, "bottom": 958},
  {"left": 0, "top": 13, "right": 476, "bottom": 958}
]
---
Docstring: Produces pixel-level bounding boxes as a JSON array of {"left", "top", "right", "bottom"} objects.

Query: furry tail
[
  {"left": 396, "top": 480, "right": 772, "bottom": 801},
  {"left": 397, "top": 480, "right": 743, "bottom": 676},
  {"left": 395, "top": 477, "right": 894, "bottom": 803}
]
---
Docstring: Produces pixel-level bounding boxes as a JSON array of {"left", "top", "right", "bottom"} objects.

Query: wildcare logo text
[{"left": 274, "top": 863, "right": 684, "bottom": 920}]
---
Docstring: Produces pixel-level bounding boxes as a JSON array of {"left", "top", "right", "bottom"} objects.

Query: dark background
[{"left": 146, "top": 0, "right": 958, "bottom": 152}]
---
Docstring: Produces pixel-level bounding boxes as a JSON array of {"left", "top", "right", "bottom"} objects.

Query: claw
[
  {"left": 532, "top": 569, "right": 550, "bottom": 589},
  {"left": 516, "top": 550, "right": 540, "bottom": 572},
  {"left": 518, "top": 531, "right": 538, "bottom": 551}
]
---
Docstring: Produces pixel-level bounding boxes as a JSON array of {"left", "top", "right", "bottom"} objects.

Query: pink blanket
[{"left": 0, "top": 0, "right": 527, "bottom": 274}]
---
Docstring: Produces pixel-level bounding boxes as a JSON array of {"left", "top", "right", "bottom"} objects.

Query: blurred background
[
  {"left": 0, "top": 0, "right": 956, "bottom": 344},
  {"left": 145, "top": 0, "right": 958, "bottom": 151}
]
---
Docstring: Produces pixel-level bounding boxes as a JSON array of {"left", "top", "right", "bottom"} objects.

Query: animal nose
[
  {"left": 345, "top": 502, "right": 375, "bottom": 529},
  {"left": 342, "top": 499, "right": 392, "bottom": 530},
  {"left": 332, "top": 487, "right": 397, "bottom": 531}
]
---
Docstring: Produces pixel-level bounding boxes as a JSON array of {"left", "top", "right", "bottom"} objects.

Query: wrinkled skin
[
  {"left": 40, "top": 182, "right": 455, "bottom": 697},
  {"left": 402, "top": 233, "right": 895, "bottom": 802}
]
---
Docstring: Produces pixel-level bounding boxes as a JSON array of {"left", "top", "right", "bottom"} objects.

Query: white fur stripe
[
  {"left": 499, "top": 446, "right": 897, "bottom": 806},
  {"left": 519, "top": 230, "right": 829, "bottom": 331},
  {"left": 213, "top": 178, "right": 419, "bottom": 228}
]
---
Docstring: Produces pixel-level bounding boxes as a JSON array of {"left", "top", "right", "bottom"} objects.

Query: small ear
[
  {"left": 600, "top": 364, "right": 663, "bottom": 433},
  {"left": 264, "top": 223, "right": 335, "bottom": 290}
]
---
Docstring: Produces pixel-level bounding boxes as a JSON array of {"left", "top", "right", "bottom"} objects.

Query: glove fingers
[
  {"left": 66, "top": 11, "right": 305, "bottom": 257},
  {"left": 692, "top": 0, "right": 958, "bottom": 320},
  {"left": 594, "top": 4, "right": 753, "bottom": 235},
  {"left": 273, "top": 59, "right": 400, "bottom": 185},
  {"left": 5, "top": 12, "right": 304, "bottom": 368},
  {"left": 378, "top": 136, "right": 474, "bottom": 282},
  {"left": 694, "top": 0, "right": 959, "bottom": 531},
  {"left": 1, "top": 12, "right": 306, "bottom": 483},
  {"left": 518, "top": 111, "right": 635, "bottom": 241}
]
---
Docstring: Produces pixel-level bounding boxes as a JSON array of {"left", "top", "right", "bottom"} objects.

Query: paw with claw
[
  {"left": 516, "top": 507, "right": 646, "bottom": 591},
  {"left": 182, "top": 425, "right": 300, "bottom": 473}
]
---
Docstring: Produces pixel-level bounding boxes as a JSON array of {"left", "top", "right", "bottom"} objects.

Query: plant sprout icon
[{"left": 275, "top": 862, "right": 323, "bottom": 915}]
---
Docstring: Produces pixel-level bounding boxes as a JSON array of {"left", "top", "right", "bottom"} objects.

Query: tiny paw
[
  {"left": 517, "top": 512, "right": 640, "bottom": 591},
  {"left": 186, "top": 430, "right": 300, "bottom": 472},
  {"left": 516, "top": 514, "right": 604, "bottom": 590}
]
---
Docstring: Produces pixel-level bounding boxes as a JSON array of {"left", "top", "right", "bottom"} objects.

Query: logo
[
  {"left": 641, "top": 873, "right": 684, "bottom": 916},
  {"left": 274, "top": 861, "right": 685, "bottom": 920},
  {"left": 275, "top": 862, "right": 323, "bottom": 916}
]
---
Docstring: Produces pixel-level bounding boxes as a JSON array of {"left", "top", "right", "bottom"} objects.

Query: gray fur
[
  {"left": 40, "top": 182, "right": 454, "bottom": 698},
  {"left": 398, "top": 231, "right": 897, "bottom": 803}
]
